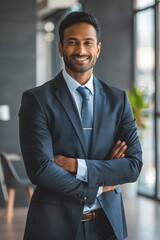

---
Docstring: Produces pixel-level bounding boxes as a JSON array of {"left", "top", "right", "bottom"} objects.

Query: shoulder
[
  {"left": 23, "top": 71, "right": 63, "bottom": 97},
  {"left": 100, "top": 80, "right": 123, "bottom": 94},
  {"left": 94, "top": 76, "right": 126, "bottom": 98},
  {"left": 19, "top": 72, "right": 63, "bottom": 118},
  {"left": 20, "top": 72, "right": 65, "bottom": 107}
]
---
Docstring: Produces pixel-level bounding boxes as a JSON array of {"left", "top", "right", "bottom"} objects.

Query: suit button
[
  {"left": 96, "top": 183, "right": 99, "bottom": 187},
  {"left": 83, "top": 196, "right": 87, "bottom": 201}
]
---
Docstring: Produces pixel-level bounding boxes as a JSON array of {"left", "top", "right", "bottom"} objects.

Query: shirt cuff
[
  {"left": 76, "top": 159, "right": 88, "bottom": 182},
  {"left": 97, "top": 186, "right": 103, "bottom": 197}
]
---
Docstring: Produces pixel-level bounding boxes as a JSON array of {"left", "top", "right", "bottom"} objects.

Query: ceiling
[{"left": 37, "top": 0, "right": 79, "bottom": 18}]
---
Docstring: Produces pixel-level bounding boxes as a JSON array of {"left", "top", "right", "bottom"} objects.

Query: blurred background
[{"left": 0, "top": 0, "right": 160, "bottom": 239}]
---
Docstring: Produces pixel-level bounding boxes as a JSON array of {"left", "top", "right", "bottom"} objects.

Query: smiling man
[
  {"left": 58, "top": 21, "right": 101, "bottom": 80},
  {"left": 19, "top": 11, "right": 142, "bottom": 240}
]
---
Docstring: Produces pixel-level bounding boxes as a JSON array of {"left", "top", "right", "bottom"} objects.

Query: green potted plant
[
  {"left": 123, "top": 84, "right": 150, "bottom": 198},
  {"left": 127, "top": 84, "right": 150, "bottom": 130}
]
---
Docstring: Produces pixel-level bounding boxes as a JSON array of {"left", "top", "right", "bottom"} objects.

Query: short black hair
[{"left": 59, "top": 11, "right": 101, "bottom": 44}]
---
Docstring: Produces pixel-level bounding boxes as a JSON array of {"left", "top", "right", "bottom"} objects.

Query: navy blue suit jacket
[{"left": 19, "top": 72, "right": 142, "bottom": 240}]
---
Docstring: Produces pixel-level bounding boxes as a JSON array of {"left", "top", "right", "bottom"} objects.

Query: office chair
[{"left": 0, "top": 151, "right": 33, "bottom": 223}]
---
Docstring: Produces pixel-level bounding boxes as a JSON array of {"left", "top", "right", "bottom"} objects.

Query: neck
[{"left": 65, "top": 67, "right": 93, "bottom": 85}]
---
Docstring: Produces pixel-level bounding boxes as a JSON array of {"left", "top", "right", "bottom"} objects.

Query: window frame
[{"left": 132, "top": 0, "right": 160, "bottom": 200}]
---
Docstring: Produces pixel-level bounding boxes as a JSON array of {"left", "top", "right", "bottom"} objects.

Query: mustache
[{"left": 70, "top": 54, "right": 89, "bottom": 57}]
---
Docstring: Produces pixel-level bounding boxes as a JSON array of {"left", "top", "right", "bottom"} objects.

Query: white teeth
[{"left": 74, "top": 57, "right": 87, "bottom": 61}]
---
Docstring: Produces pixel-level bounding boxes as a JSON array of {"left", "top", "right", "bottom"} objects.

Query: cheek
[
  {"left": 60, "top": 47, "right": 71, "bottom": 56},
  {"left": 92, "top": 52, "right": 99, "bottom": 61}
]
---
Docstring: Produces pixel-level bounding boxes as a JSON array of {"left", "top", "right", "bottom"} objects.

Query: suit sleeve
[
  {"left": 19, "top": 90, "right": 98, "bottom": 204},
  {"left": 85, "top": 91, "right": 143, "bottom": 188}
]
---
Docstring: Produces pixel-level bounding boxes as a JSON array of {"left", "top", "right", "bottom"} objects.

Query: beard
[{"left": 63, "top": 54, "right": 97, "bottom": 73}]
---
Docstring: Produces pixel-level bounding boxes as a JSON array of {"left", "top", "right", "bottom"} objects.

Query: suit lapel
[
  {"left": 52, "top": 72, "right": 88, "bottom": 157},
  {"left": 90, "top": 77, "right": 106, "bottom": 157}
]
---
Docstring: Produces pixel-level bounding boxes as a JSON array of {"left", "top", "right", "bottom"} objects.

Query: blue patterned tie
[
  {"left": 77, "top": 86, "right": 93, "bottom": 208},
  {"left": 77, "top": 86, "right": 92, "bottom": 149}
]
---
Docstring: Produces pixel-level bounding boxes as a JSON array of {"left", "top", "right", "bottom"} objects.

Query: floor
[
  {"left": 0, "top": 196, "right": 160, "bottom": 240},
  {"left": 0, "top": 208, "right": 27, "bottom": 240},
  {"left": 124, "top": 196, "right": 160, "bottom": 240}
]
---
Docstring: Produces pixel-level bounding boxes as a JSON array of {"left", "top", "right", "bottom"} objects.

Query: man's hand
[
  {"left": 103, "top": 140, "right": 127, "bottom": 193},
  {"left": 103, "top": 186, "right": 117, "bottom": 192},
  {"left": 54, "top": 155, "right": 77, "bottom": 173},
  {"left": 109, "top": 140, "right": 127, "bottom": 159},
  {"left": 54, "top": 140, "right": 127, "bottom": 192}
]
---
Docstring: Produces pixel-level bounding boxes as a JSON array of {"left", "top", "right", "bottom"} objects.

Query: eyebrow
[{"left": 66, "top": 37, "right": 95, "bottom": 41}]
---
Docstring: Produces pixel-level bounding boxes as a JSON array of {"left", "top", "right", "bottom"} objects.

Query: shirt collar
[{"left": 62, "top": 69, "right": 94, "bottom": 94}]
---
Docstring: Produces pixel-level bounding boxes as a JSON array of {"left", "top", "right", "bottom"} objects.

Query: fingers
[
  {"left": 109, "top": 140, "right": 127, "bottom": 159},
  {"left": 115, "top": 141, "right": 127, "bottom": 158},
  {"left": 103, "top": 186, "right": 117, "bottom": 192}
]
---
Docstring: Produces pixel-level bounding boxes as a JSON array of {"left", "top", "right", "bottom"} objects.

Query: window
[
  {"left": 133, "top": 0, "right": 160, "bottom": 200},
  {"left": 135, "top": 8, "right": 155, "bottom": 196}
]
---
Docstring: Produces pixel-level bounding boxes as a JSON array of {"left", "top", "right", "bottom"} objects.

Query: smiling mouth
[{"left": 71, "top": 55, "right": 90, "bottom": 62}]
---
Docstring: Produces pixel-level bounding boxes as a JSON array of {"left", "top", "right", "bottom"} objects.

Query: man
[{"left": 19, "top": 11, "right": 142, "bottom": 240}]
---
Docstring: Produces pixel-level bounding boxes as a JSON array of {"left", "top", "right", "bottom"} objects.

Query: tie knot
[{"left": 77, "top": 86, "right": 90, "bottom": 100}]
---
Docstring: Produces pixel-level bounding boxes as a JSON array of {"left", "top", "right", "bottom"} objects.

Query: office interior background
[{"left": 0, "top": 0, "right": 160, "bottom": 239}]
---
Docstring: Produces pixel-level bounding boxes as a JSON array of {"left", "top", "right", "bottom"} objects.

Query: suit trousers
[{"left": 75, "top": 210, "right": 117, "bottom": 240}]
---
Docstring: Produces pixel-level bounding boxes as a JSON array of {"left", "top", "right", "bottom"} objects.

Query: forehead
[{"left": 63, "top": 22, "right": 97, "bottom": 40}]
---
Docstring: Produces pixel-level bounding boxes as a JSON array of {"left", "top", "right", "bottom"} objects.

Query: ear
[
  {"left": 97, "top": 42, "right": 101, "bottom": 58},
  {"left": 58, "top": 41, "right": 63, "bottom": 57}
]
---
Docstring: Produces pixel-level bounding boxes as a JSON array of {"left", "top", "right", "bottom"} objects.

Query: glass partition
[
  {"left": 157, "top": 3, "right": 160, "bottom": 199},
  {"left": 135, "top": 9, "right": 156, "bottom": 196}
]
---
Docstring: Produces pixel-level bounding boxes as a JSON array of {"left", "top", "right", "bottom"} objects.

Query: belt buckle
[
  {"left": 81, "top": 211, "right": 91, "bottom": 222},
  {"left": 81, "top": 210, "right": 98, "bottom": 222}
]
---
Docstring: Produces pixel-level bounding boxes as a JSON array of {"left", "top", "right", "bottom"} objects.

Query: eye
[
  {"left": 85, "top": 41, "right": 93, "bottom": 46},
  {"left": 68, "top": 40, "right": 76, "bottom": 45}
]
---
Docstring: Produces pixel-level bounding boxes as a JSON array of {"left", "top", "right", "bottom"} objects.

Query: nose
[{"left": 76, "top": 42, "right": 86, "bottom": 55}]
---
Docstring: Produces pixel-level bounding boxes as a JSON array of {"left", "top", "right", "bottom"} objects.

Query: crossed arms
[
  {"left": 19, "top": 90, "right": 143, "bottom": 204},
  {"left": 55, "top": 140, "right": 127, "bottom": 193}
]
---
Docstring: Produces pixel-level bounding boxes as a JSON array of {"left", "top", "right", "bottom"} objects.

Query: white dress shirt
[{"left": 62, "top": 69, "right": 102, "bottom": 212}]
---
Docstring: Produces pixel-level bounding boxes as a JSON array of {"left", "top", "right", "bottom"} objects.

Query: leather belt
[{"left": 81, "top": 209, "right": 102, "bottom": 221}]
